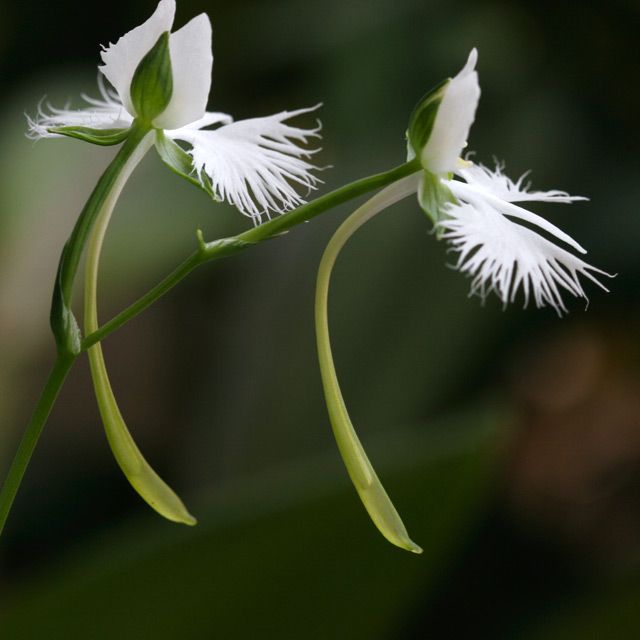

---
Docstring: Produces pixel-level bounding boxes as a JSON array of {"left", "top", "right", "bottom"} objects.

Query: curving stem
[{"left": 315, "top": 172, "right": 423, "bottom": 553}]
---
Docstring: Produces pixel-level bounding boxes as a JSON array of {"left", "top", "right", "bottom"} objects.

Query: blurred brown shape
[{"left": 508, "top": 320, "right": 640, "bottom": 567}]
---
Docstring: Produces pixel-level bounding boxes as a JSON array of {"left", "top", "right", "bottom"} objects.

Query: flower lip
[
  {"left": 167, "top": 105, "right": 324, "bottom": 221},
  {"left": 446, "top": 164, "right": 587, "bottom": 254},
  {"left": 437, "top": 161, "right": 613, "bottom": 315},
  {"left": 456, "top": 161, "right": 589, "bottom": 205},
  {"left": 438, "top": 198, "right": 611, "bottom": 315}
]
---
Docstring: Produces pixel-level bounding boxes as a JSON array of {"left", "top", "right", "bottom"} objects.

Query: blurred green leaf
[{"left": 0, "top": 406, "right": 508, "bottom": 639}]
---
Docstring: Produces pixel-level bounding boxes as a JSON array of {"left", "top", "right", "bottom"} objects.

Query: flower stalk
[
  {"left": 81, "top": 159, "right": 420, "bottom": 350},
  {"left": 0, "top": 356, "right": 74, "bottom": 536}
]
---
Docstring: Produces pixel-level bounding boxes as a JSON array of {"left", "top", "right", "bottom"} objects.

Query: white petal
[
  {"left": 99, "top": 0, "right": 176, "bottom": 116},
  {"left": 421, "top": 49, "right": 480, "bottom": 175},
  {"left": 153, "top": 13, "right": 213, "bottom": 130},
  {"left": 169, "top": 111, "right": 232, "bottom": 132},
  {"left": 438, "top": 199, "right": 610, "bottom": 316},
  {"left": 26, "top": 76, "right": 133, "bottom": 140},
  {"left": 168, "top": 106, "right": 322, "bottom": 221},
  {"left": 447, "top": 177, "right": 587, "bottom": 254},
  {"left": 457, "top": 162, "right": 588, "bottom": 204}
]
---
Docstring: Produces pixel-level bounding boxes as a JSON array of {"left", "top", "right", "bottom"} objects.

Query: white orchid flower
[
  {"left": 314, "top": 50, "right": 611, "bottom": 552},
  {"left": 23, "top": 0, "right": 325, "bottom": 528},
  {"left": 27, "top": 0, "right": 321, "bottom": 223},
  {"left": 407, "top": 48, "right": 610, "bottom": 315}
]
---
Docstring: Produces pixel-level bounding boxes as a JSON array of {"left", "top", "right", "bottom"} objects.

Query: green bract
[
  {"left": 417, "top": 170, "right": 455, "bottom": 225},
  {"left": 155, "top": 130, "right": 215, "bottom": 198},
  {"left": 50, "top": 260, "right": 82, "bottom": 357},
  {"left": 130, "top": 32, "right": 173, "bottom": 124},
  {"left": 406, "top": 79, "right": 448, "bottom": 162}
]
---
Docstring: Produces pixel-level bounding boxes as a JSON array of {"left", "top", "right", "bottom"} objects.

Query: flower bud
[{"left": 130, "top": 31, "right": 173, "bottom": 124}]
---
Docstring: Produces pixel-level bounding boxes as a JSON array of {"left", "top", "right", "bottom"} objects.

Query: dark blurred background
[{"left": 1, "top": 0, "right": 639, "bottom": 637}]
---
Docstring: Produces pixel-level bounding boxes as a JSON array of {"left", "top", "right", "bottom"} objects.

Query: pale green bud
[{"left": 130, "top": 31, "right": 173, "bottom": 124}]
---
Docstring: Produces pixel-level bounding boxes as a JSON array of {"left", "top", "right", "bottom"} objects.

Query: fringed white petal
[
  {"left": 421, "top": 49, "right": 480, "bottom": 175},
  {"left": 99, "top": 0, "right": 176, "bottom": 115},
  {"left": 447, "top": 175, "right": 587, "bottom": 254},
  {"left": 167, "top": 106, "right": 323, "bottom": 222},
  {"left": 438, "top": 199, "right": 610, "bottom": 316},
  {"left": 457, "top": 162, "right": 588, "bottom": 204},
  {"left": 26, "top": 76, "right": 133, "bottom": 140},
  {"left": 171, "top": 111, "right": 232, "bottom": 131},
  {"left": 153, "top": 13, "right": 213, "bottom": 130}
]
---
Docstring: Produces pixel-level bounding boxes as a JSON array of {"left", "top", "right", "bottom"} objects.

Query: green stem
[
  {"left": 0, "top": 125, "right": 154, "bottom": 537},
  {"left": 1, "top": 141, "right": 418, "bottom": 537},
  {"left": 57, "top": 124, "right": 151, "bottom": 307},
  {"left": 83, "top": 132, "right": 196, "bottom": 525},
  {"left": 237, "top": 159, "right": 420, "bottom": 242},
  {"left": 0, "top": 355, "right": 74, "bottom": 536},
  {"left": 82, "top": 252, "right": 200, "bottom": 350},
  {"left": 315, "top": 172, "right": 422, "bottom": 553},
  {"left": 82, "top": 159, "right": 420, "bottom": 350}
]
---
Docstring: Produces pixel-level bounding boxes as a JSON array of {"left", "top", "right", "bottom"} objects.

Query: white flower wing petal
[
  {"left": 438, "top": 200, "right": 610, "bottom": 315},
  {"left": 168, "top": 107, "right": 322, "bottom": 221},
  {"left": 27, "top": 77, "right": 133, "bottom": 139},
  {"left": 153, "top": 13, "right": 213, "bottom": 130},
  {"left": 421, "top": 49, "right": 480, "bottom": 175},
  {"left": 458, "top": 162, "right": 587, "bottom": 203},
  {"left": 174, "top": 111, "right": 233, "bottom": 131},
  {"left": 99, "top": 0, "right": 176, "bottom": 115},
  {"left": 447, "top": 178, "right": 587, "bottom": 254}
]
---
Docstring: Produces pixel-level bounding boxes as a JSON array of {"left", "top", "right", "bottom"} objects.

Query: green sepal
[
  {"left": 47, "top": 126, "right": 131, "bottom": 146},
  {"left": 50, "top": 244, "right": 82, "bottom": 357},
  {"left": 418, "top": 170, "right": 456, "bottom": 226},
  {"left": 155, "top": 130, "right": 215, "bottom": 198},
  {"left": 130, "top": 32, "right": 173, "bottom": 124},
  {"left": 406, "top": 79, "right": 448, "bottom": 160}
]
